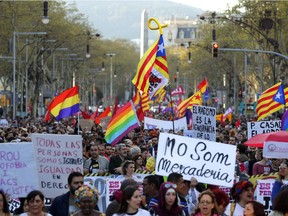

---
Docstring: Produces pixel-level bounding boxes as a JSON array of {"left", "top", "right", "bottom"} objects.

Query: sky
[{"left": 171, "top": 0, "right": 239, "bottom": 11}]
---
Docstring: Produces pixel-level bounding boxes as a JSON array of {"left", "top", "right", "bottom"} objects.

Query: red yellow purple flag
[
  {"left": 132, "top": 34, "right": 169, "bottom": 98},
  {"left": 197, "top": 78, "right": 208, "bottom": 94}
]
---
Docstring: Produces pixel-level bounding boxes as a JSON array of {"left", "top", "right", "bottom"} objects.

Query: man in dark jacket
[{"left": 49, "top": 172, "right": 84, "bottom": 216}]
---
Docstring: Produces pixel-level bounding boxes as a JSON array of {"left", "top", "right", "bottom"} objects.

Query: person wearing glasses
[
  {"left": 112, "top": 186, "right": 150, "bottom": 216},
  {"left": 149, "top": 181, "right": 185, "bottom": 216},
  {"left": 191, "top": 190, "right": 218, "bottom": 216}
]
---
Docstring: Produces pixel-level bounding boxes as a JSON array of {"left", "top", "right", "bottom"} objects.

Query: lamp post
[
  {"left": 106, "top": 53, "right": 116, "bottom": 100},
  {"left": 42, "top": 0, "right": 49, "bottom": 24},
  {"left": 12, "top": 31, "right": 47, "bottom": 120}
]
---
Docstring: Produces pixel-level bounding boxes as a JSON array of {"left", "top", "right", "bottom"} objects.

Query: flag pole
[
  {"left": 167, "top": 84, "right": 175, "bottom": 133},
  {"left": 77, "top": 112, "right": 80, "bottom": 135}
]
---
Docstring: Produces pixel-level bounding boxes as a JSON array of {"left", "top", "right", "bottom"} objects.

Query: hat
[{"left": 74, "top": 185, "right": 99, "bottom": 207}]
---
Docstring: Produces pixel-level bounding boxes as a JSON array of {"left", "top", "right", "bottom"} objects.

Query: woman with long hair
[
  {"left": 192, "top": 190, "right": 219, "bottom": 216},
  {"left": 133, "top": 155, "right": 145, "bottom": 172},
  {"left": 112, "top": 186, "right": 150, "bottom": 216},
  {"left": 0, "top": 190, "right": 10, "bottom": 216},
  {"left": 149, "top": 181, "right": 185, "bottom": 216},
  {"left": 116, "top": 160, "right": 138, "bottom": 181}
]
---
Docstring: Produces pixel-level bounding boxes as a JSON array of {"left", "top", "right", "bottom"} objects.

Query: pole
[
  {"left": 110, "top": 55, "right": 113, "bottom": 99},
  {"left": 13, "top": 32, "right": 16, "bottom": 119},
  {"left": 25, "top": 39, "right": 28, "bottom": 116},
  {"left": 233, "top": 54, "right": 237, "bottom": 114},
  {"left": 244, "top": 53, "right": 247, "bottom": 117}
]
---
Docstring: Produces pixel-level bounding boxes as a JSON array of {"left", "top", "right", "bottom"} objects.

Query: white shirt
[
  {"left": 112, "top": 208, "right": 150, "bottom": 216},
  {"left": 20, "top": 213, "right": 52, "bottom": 216},
  {"left": 224, "top": 202, "right": 244, "bottom": 216}
]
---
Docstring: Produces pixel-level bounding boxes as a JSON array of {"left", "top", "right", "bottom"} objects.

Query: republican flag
[
  {"left": 197, "top": 78, "right": 208, "bottom": 94},
  {"left": 223, "top": 107, "right": 233, "bottom": 120},
  {"left": 256, "top": 82, "right": 286, "bottom": 121},
  {"left": 105, "top": 101, "right": 140, "bottom": 146},
  {"left": 46, "top": 86, "right": 80, "bottom": 120},
  {"left": 132, "top": 34, "right": 169, "bottom": 98},
  {"left": 178, "top": 91, "right": 202, "bottom": 117}
]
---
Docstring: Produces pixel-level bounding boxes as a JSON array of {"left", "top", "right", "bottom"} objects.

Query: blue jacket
[{"left": 49, "top": 191, "right": 70, "bottom": 216}]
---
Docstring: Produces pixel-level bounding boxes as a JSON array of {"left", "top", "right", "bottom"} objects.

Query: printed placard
[
  {"left": 0, "top": 143, "right": 39, "bottom": 198},
  {"left": 192, "top": 105, "right": 216, "bottom": 141},
  {"left": 144, "top": 117, "right": 187, "bottom": 132},
  {"left": 155, "top": 133, "right": 236, "bottom": 187},
  {"left": 247, "top": 120, "right": 281, "bottom": 139},
  {"left": 32, "top": 134, "right": 83, "bottom": 198}
]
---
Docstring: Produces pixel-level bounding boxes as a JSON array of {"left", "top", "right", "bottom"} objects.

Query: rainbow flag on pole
[
  {"left": 47, "top": 86, "right": 80, "bottom": 120},
  {"left": 105, "top": 100, "right": 140, "bottom": 146}
]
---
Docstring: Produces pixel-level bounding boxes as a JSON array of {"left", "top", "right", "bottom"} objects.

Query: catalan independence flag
[
  {"left": 256, "top": 82, "right": 286, "bottom": 121},
  {"left": 132, "top": 34, "right": 169, "bottom": 99},
  {"left": 47, "top": 86, "right": 80, "bottom": 120},
  {"left": 177, "top": 91, "right": 202, "bottom": 117},
  {"left": 105, "top": 101, "right": 140, "bottom": 146}
]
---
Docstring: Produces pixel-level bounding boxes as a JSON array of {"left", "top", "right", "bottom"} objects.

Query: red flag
[
  {"left": 95, "top": 106, "right": 111, "bottom": 124},
  {"left": 90, "top": 109, "right": 98, "bottom": 121},
  {"left": 44, "top": 110, "right": 51, "bottom": 122},
  {"left": 235, "top": 119, "right": 241, "bottom": 128},
  {"left": 81, "top": 110, "right": 91, "bottom": 119}
]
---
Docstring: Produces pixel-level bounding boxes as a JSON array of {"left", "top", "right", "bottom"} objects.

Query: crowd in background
[{"left": 0, "top": 114, "right": 288, "bottom": 216}]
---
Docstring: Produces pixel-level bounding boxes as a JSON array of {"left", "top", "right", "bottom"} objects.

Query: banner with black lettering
[
  {"left": 247, "top": 120, "right": 281, "bottom": 139},
  {"left": 192, "top": 105, "right": 216, "bottom": 141},
  {"left": 144, "top": 117, "right": 187, "bottom": 132},
  {"left": 155, "top": 133, "right": 236, "bottom": 187},
  {"left": 32, "top": 134, "right": 83, "bottom": 198}
]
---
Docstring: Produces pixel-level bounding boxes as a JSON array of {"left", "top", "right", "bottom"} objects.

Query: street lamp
[
  {"left": 12, "top": 31, "right": 47, "bottom": 120},
  {"left": 106, "top": 53, "right": 116, "bottom": 99}
]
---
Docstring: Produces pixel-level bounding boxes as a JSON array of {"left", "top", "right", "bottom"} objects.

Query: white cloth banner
[
  {"left": 247, "top": 120, "right": 281, "bottom": 139},
  {"left": 0, "top": 143, "right": 39, "bottom": 198},
  {"left": 263, "top": 141, "right": 288, "bottom": 158},
  {"left": 144, "top": 117, "right": 187, "bottom": 132},
  {"left": 155, "top": 133, "right": 236, "bottom": 187},
  {"left": 32, "top": 134, "right": 83, "bottom": 198}
]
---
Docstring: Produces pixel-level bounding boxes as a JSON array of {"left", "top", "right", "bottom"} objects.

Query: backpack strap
[{"left": 230, "top": 202, "right": 236, "bottom": 216}]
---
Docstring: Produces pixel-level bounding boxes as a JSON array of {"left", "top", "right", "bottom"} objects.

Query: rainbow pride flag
[
  {"left": 47, "top": 86, "right": 80, "bottom": 120},
  {"left": 105, "top": 101, "right": 140, "bottom": 146}
]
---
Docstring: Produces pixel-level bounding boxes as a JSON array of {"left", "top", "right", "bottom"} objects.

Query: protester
[
  {"left": 252, "top": 151, "right": 272, "bottom": 175},
  {"left": 141, "top": 175, "right": 160, "bottom": 208},
  {"left": 211, "top": 188, "right": 230, "bottom": 216},
  {"left": 133, "top": 154, "right": 145, "bottom": 171},
  {"left": 149, "top": 181, "right": 185, "bottom": 216},
  {"left": 112, "top": 186, "right": 150, "bottom": 216},
  {"left": 109, "top": 143, "right": 128, "bottom": 174},
  {"left": 191, "top": 190, "right": 219, "bottom": 216},
  {"left": 20, "top": 190, "right": 52, "bottom": 216},
  {"left": 116, "top": 160, "right": 138, "bottom": 181},
  {"left": 271, "top": 160, "right": 288, "bottom": 205},
  {"left": 0, "top": 190, "right": 10, "bottom": 216},
  {"left": 49, "top": 172, "right": 85, "bottom": 216},
  {"left": 269, "top": 190, "right": 288, "bottom": 216},
  {"left": 224, "top": 180, "right": 254, "bottom": 216},
  {"left": 243, "top": 201, "right": 265, "bottom": 216},
  {"left": 186, "top": 177, "right": 205, "bottom": 215},
  {"left": 167, "top": 173, "right": 189, "bottom": 216},
  {"left": 106, "top": 179, "right": 138, "bottom": 216},
  {"left": 83, "top": 144, "right": 109, "bottom": 175},
  {"left": 13, "top": 198, "right": 29, "bottom": 215},
  {"left": 73, "top": 185, "right": 104, "bottom": 216}
]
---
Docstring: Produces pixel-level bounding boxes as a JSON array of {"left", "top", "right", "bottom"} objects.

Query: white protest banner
[
  {"left": 0, "top": 143, "right": 39, "bottom": 198},
  {"left": 263, "top": 141, "right": 288, "bottom": 159},
  {"left": 247, "top": 120, "right": 281, "bottom": 139},
  {"left": 32, "top": 134, "right": 83, "bottom": 198},
  {"left": 183, "top": 130, "right": 193, "bottom": 138},
  {"left": 155, "top": 133, "right": 236, "bottom": 187},
  {"left": 144, "top": 117, "right": 187, "bottom": 132},
  {"left": 192, "top": 105, "right": 216, "bottom": 141}
]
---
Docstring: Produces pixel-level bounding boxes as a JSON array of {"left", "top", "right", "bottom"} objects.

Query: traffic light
[
  {"left": 212, "top": 42, "right": 219, "bottom": 58},
  {"left": 174, "top": 75, "right": 177, "bottom": 82}
]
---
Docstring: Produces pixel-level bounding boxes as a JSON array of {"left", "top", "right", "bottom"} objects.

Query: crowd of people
[{"left": 1, "top": 114, "right": 288, "bottom": 216}]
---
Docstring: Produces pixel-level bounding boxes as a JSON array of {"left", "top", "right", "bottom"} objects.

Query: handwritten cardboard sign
[
  {"left": 0, "top": 143, "right": 39, "bottom": 198},
  {"left": 192, "top": 105, "right": 216, "bottom": 141},
  {"left": 32, "top": 134, "right": 83, "bottom": 198},
  {"left": 155, "top": 133, "right": 236, "bottom": 187},
  {"left": 247, "top": 120, "right": 281, "bottom": 139}
]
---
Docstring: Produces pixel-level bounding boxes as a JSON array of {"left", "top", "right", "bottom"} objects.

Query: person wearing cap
[{"left": 73, "top": 185, "right": 104, "bottom": 216}]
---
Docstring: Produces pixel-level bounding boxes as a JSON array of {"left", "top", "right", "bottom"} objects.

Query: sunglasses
[
  {"left": 199, "top": 200, "right": 213, "bottom": 205},
  {"left": 164, "top": 183, "right": 177, "bottom": 189}
]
